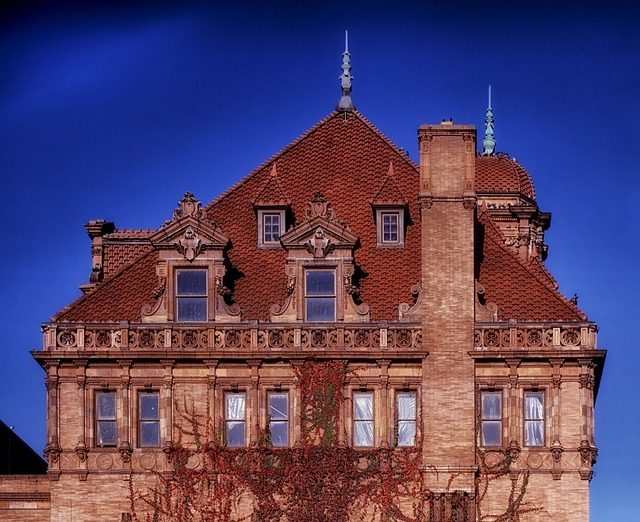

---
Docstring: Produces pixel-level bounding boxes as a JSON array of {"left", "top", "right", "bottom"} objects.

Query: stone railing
[
  {"left": 474, "top": 323, "right": 597, "bottom": 350},
  {"left": 44, "top": 323, "right": 423, "bottom": 353}
]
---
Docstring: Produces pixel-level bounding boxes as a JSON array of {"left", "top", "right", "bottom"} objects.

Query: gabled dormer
[
  {"left": 142, "top": 192, "right": 240, "bottom": 323},
  {"left": 252, "top": 164, "right": 291, "bottom": 249},
  {"left": 270, "top": 192, "right": 369, "bottom": 323},
  {"left": 370, "top": 161, "right": 408, "bottom": 248}
]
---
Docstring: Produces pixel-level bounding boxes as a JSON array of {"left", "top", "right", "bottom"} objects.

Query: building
[{"left": 6, "top": 40, "right": 605, "bottom": 521}]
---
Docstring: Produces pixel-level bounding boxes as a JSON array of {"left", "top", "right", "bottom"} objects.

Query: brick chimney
[{"left": 418, "top": 122, "right": 477, "bottom": 492}]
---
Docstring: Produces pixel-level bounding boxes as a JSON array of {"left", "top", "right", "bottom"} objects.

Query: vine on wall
[{"left": 129, "top": 360, "right": 535, "bottom": 522}]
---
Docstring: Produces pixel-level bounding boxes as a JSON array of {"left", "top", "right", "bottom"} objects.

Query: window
[
  {"left": 176, "top": 269, "right": 207, "bottom": 322},
  {"left": 353, "top": 392, "right": 374, "bottom": 447},
  {"left": 305, "top": 270, "right": 336, "bottom": 322},
  {"left": 257, "top": 209, "right": 286, "bottom": 248},
  {"left": 225, "top": 392, "right": 246, "bottom": 447},
  {"left": 375, "top": 208, "right": 405, "bottom": 247},
  {"left": 524, "top": 392, "right": 544, "bottom": 446},
  {"left": 139, "top": 393, "right": 159, "bottom": 447},
  {"left": 96, "top": 391, "right": 116, "bottom": 447},
  {"left": 396, "top": 392, "right": 416, "bottom": 447},
  {"left": 480, "top": 392, "right": 502, "bottom": 447},
  {"left": 268, "top": 392, "right": 289, "bottom": 447}
]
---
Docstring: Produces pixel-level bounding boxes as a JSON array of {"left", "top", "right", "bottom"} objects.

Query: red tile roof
[{"left": 53, "top": 111, "right": 584, "bottom": 325}]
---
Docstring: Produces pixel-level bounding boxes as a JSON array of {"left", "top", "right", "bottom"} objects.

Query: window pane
[
  {"left": 306, "top": 271, "right": 334, "bottom": 296},
  {"left": 354, "top": 421, "right": 373, "bottom": 447},
  {"left": 482, "top": 393, "right": 501, "bottom": 420},
  {"left": 226, "top": 394, "right": 245, "bottom": 420},
  {"left": 264, "top": 214, "right": 280, "bottom": 242},
  {"left": 227, "top": 421, "right": 245, "bottom": 447},
  {"left": 482, "top": 420, "right": 501, "bottom": 446},
  {"left": 177, "top": 270, "right": 207, "bottom": 296},
  {"left": 306, "top": 297, "right": 335, "bottom": 322},
  {"left": 397, "top": 393, "right": 416, "bottom": 421},
  {"left": 97, "top": 421, "right": 116, "bottom": 446},
  {"left": 177, "top": 297, "right": 207, "bottom": 322},
  {"left": 397, "top": 420, "right": 415, "bottom": 447},
  {"left": 354, "top": 394, "right": 373, "bottom": 420},
  {"left": 140, "top": 394, "right": 158, "bottom": 420},
  {"left": 269, "top": 394, "right": 288, "bottom": 420},
  {"left": 270, "top": 421, "right": 288, "bottom": 447},
  {"left": 97, "top": 393, "right": 116, "bottom": 419},
  {"left": 525, "top": 393, "right": 544, "bottom": 420},
  {"left": 141, "top": 421, "right": 159, "bottom": 447},
  {"left": 525, "top": 421, "right": 544, "bottom": 446}
]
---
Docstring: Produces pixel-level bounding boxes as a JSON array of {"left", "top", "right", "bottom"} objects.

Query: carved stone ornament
[
  {"left": 306, "top": 192, "right": 340, "bottom": 223},
  {"left": 398, "top": 280, "right": 423, "bottom": 322},
  {"left": 176, "top": 226, "right": 205, "bottom": 261},
  {"left": 141, "top": 276, "right": 166, "bottom": 318},
  {"left": 119, "top": 441, "right": 133, "bottom": 464},
  {"left": 75, "top": 442, "right": 89, "bottom": 463},
  {"left": 163, "top": 440, "right": 175, "bottom": 464},
  {"left": 173, "top": 192, "right": 204, "bottom": 221},
  {"left": 305, "top": 227, "right": 336, "bottom": 258},
  {"left": 44, "top": 441, "right": 62, "bottom": 464},
  {"left": 579, "top": 440, "right": 598, "bottom": 467},
  {"left": 507, "top": 440, "right": 521, "bottom": 463},
  {"left": 475, "top": 280, "right": 498, "bottom": 322}
]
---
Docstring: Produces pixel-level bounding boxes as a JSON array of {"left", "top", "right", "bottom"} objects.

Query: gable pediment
[
  {"left": 280, "top": 193, "right": 358, "bottom": 257},
  {"left": 149, "top": 193, "right": 229, "bottom": 261}
]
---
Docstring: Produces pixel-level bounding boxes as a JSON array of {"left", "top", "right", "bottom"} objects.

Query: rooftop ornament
[
  {"left": 482, "top": 85, "right": 496, "bottom": 155},
  {"left": 336, "top": 31, "right": 355, "bottom": 112}
]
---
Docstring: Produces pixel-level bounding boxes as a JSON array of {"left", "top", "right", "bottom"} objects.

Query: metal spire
[
  {"left": 482, "top": 85, "right": 496, "bottom": 155},
  {"left": 336, "top": 31, "right": 355, "bottom": 112}
]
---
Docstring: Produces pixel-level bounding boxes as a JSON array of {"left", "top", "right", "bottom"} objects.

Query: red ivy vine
[{"left": 129, "top": 360, "right": 534, "bottom": 522}]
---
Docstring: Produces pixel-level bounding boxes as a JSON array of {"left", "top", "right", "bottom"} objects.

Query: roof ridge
[
  {"left": 205, "top": 111, "right": 419, "bottom": 213},
  {"left": 52, "top": 247, "right": 156, "bottom": 322},
  {"left": 478, "top": 210, "right": 586, "bottom": 320}
]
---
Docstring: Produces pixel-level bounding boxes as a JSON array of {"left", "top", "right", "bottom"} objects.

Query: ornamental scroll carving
[
  {"left": 475, "top": 281, "right": 498, "bottom": 322},
  {"left": 398, "top": 280, "right": 422, "bottom": 322}
]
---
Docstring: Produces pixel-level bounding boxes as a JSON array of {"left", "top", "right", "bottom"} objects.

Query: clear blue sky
[{"left": 1, "top": 1, "right": 638, "bottom": 519}]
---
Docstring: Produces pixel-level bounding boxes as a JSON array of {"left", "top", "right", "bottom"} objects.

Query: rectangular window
[
  {"left": 268, "top": 392, "right": 289, "bottom": 447},
  {"left": 96, "top": 391, "right": 117, "bottom": 447},
  {"left": 263, "top": 213, "right": 281, "bottom": 244},
  {"left": 305, "top": 270, "right": 336, "bottom": 322},
  {"left": 396, "top": 392, "right": 416, "bottom": 447},
  {"left": 225, "top": 392, "right": 246, "bottom": 447},
  {"left": 524, "top": 392, "right": 544, "bottom": 446},
  {"left": 176, "top": 269, "right": 207, "bottom": 322},
  {"left": 382, "top": 212, "right": 399, "bottom": 243},
  {"left": 481, "top": 392, "right": 502, "bottom": 447},
  {"left": 353, "top": 392, "right": 374, "bottom": 447},
  {"left": 139, "top": 393, "right": 160, "bottom": 447}
]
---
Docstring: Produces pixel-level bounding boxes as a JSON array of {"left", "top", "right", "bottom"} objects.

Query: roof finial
[
  {"left": 482, "top": 85, "right": 496, "bottom": 155},
  {"left": 336, "top": 31, "right": 355, "bottom": 112}
]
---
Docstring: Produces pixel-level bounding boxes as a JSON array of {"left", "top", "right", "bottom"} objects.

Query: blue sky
[{"left": 1, "top": 1, "right": 638, "bottom": 519}]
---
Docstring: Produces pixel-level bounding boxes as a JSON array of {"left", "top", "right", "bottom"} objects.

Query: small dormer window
[
  {"left": 258, "top": 209, "right": 286, "bottom": 248},
  {"left": 176, "top": 269, "right": 207, "bottom": 322},
  {"left": 375, "top": 208, "right": 405, "bottom": 247}
]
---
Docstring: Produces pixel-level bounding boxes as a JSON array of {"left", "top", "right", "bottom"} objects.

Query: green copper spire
[
  {"left": 336, "top": 31, "right": 355, "bottom": 112},
  {"left": 482, "top": 85, "right": 496, "bottom": 155}
]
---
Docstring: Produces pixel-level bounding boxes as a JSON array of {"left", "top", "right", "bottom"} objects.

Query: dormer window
[
  {"left": 258, "top": 209, "right": 286, "bottom": 248},
  {"left": 305, "top": 269, "right": 336, "bottom": 322},
  {"left": 176, "top": 269, "right": 207, "bottom": 322},
  {"left": 376, "top": 208, "right": 405, "bottom": 247}
]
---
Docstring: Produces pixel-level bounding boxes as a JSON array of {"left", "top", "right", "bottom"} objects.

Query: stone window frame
[
  {"left": 138, "top": 390, "right": 160, "bottom": 448},
  {"left": 175, "top": 267, "right": 209, "bottom": 323},
  {"left": 304, "top": 267, "right": 337, "bottom": 322},
  {"left": 224, "top": 390, "right": 247, "bottom": 447},
  {"left": 479, "top": 390, "right": 503, "bottom": 448},
  {"left": 524, "top": 390, "right": 546, "bottom": 447},
  {"left": 267, "top": 390, "right": 291, "bottom": 447},
  {"left": 352, "top": 390, "right": 375, "bottom": 448},
  {"left": 375, "top": 207, "right": 405, "bottom": 248},
  {"left": 257, "top": 208, "right": 286, "bottom": 249},
  {"left": 95, "top": 389, "right": 117, "bottom": 448},
  {"left": 394, "top": 390, "right": 417, "bottom": 447}
]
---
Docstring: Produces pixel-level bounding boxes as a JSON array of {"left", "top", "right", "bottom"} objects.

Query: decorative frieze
[{"left": 474, "top": 323, "right": 597, "bottom": 350}]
